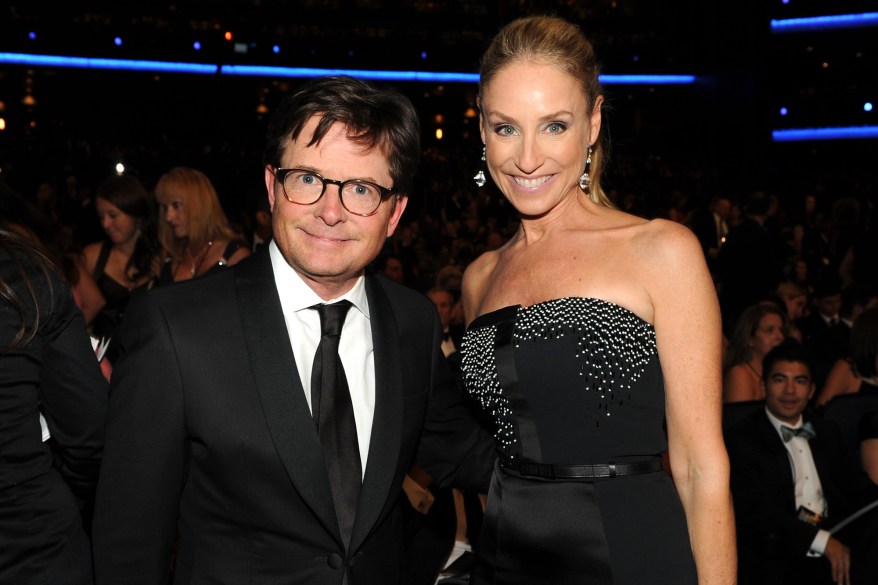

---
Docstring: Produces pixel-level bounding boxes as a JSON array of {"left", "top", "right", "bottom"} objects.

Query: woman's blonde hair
[
  {"left": 155, "top": 167, "right": 238, "bottom": 261},
  {"left": 478, "top": 15, "right": 611, "bottom": 206}
]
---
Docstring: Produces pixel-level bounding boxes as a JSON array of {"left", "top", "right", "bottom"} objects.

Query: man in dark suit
[
  {"left": 725, "top": 340, "right": 864, "bottom": 585},
  {"left": 92, "top": 76, "right": 494, "bottom": 585},
  {"left": 796, "top": 275, "right": 851, "bottom": 392}
]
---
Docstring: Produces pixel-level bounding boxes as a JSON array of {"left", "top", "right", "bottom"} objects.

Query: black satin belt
[{"left": 503, "top": 455, "right": 664, "bottom": 480}]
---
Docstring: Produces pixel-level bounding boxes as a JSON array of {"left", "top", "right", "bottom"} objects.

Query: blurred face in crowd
[
  {"left": 784, "top": 294, "right": 808, "bottom": 321},
  {"left": 267, "top": 116, "right": 407, "bottom": 298},
  {"left": 816, "top": 294, "right": 842, "bottom": 320},
  {"left": 479, "top": 59, "right": 602, "bottom": 218},
  {"left": 156, "top": 191, "right": 188, "bottom": 239},
  {"left": 750, "top": 313, "right": 785, "bottom": 358},
  {"left": 380, "top": 257, "right": 405, "bottom": 284},
  {"left": 764, "top": 359, "right": 814, "bottom": 424},
  {"left": 96, "top": 197, "right": 138, "bottom": 246},
  {"left": 427, "top": 289, "right": 454, "bottom": 329}
]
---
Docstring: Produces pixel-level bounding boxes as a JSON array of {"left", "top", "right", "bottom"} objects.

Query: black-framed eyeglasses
[{"left": 271, "top": 167, "right": 396, "bottom": 217}]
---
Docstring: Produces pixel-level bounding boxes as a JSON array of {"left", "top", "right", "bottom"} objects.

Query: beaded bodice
[{"left": 461, "top": 297, "right": 666, "bottom": 467}]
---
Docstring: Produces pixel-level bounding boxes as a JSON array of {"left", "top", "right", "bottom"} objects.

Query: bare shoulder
[
  {"left": 81, "top": 241, "right": 102, "bottom": 269},
  {"left": 461, "top": 249, "right": 500, "bottom": 324},
  {"left": 634, "top": 218, "right": 704, "bottom": 275}
]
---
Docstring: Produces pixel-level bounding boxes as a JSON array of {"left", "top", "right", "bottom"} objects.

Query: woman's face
[
  {"left": 479, "top": 60, "right": 602, "bottom": 218},
  {"left": 751, "top": 312, "right": 785, "bottom": 358},
  {"left": 156, "top": 190, "right": 188, "bottom": 239},
  {"left": 96, "top": 198, "right": 139, "bottom": 246}
]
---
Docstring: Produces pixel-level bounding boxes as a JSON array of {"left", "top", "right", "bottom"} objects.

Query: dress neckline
[{"left": 467, "top": 296, "right": 653, "bottom": 331}]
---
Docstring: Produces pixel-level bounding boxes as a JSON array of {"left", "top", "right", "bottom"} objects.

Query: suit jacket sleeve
[
  {"left": 416, "top": 319, "right": 495, "bottom": 493},
  {"left": 92, "top": 291, "right": 186, "bottom": 583},
  {"left": 39, "top": 270, "right": 109, "bottom": 507}
]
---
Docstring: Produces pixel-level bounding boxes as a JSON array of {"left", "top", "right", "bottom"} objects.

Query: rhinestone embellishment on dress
[{"left": 461, "top": 297, "right": 657, "bottom": 459}]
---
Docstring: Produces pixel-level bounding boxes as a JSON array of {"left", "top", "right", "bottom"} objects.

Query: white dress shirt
[
  {"left": 269, "top": 241, "right": 374, "bottom": 477},
  {"left": 765, "top": 409, "right": 831, "bottom": 555}
]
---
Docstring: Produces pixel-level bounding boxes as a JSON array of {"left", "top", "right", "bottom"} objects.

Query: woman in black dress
[{"left": 459, "top": 16, "right": 735, "bottom": 584}]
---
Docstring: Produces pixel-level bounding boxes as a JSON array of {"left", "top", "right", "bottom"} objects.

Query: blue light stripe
[
  {"left": 0, "top": 52, "right": 696, "bottom": 85},
  {"left": 771, "top": 12, "right": 878, "bottom": 32},
  {"left": 772, "top": 126, "right": 878, "bottom": 141},
  {"left": 0, "top": 52, "right": 218, "bottom": 74}
]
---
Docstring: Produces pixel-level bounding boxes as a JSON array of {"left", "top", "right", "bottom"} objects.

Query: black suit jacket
[
  {"left": 0, "top": 251, "right": 109, "bottom": 584},
  {"left": 724, "top": 409, "right": 857, "bottom": 583},
  {"left": 92, "top": 251, "right": 494, "bottom": 585}
]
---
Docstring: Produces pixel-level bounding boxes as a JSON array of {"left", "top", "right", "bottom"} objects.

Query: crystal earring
[
  {"left": 473, "top": 145, "right": 487, "bottom": 188},
  {"left": 578, "top": 146, "right": 593, "bottom": 190}
]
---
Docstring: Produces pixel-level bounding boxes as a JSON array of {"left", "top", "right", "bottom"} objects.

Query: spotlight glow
[
  {"left": 780, "top": 107, "right": 788, "bottom": 116},
  {"left": 114, "top": 37, "right": 122, "bottom": 47},
  {"left": 866, "top": 102, "right": 874, "bottom": 112}
]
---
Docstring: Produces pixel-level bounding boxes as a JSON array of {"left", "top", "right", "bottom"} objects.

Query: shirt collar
[
  {"left": 765, "top": 407, "right": 804, "bottom": 435},
  {"left": 269, "top": 239, "right": 370, "bottom": 319}
]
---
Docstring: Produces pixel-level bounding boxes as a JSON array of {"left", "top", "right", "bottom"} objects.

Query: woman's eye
[
  {"left": 547, "top": 122, "right": 566, "bottom": 134},
  {"left": 495, "top": 125, "right": 516, "bottom": 136}
]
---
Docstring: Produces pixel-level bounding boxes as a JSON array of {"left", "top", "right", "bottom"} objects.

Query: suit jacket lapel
[
  {"left": 350, "top": 275, "right": 404, "bottom": 550},
  {"left": 235, "top": 253, "right": 340, "bottom": 542},
  {"left": 756, "top": 413, "right": 797, "bottom": 502}
]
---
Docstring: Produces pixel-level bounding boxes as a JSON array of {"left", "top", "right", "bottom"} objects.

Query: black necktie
[
  {"left": 781, "top": 421, "right": 817, "bottom": 443},
  {"left": 311, "top": 300, "right": 361, "bottom": 549}
]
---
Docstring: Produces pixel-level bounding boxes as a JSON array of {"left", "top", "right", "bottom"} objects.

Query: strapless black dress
[{"left": 461, "top": 297, "right": 696, "bottom": 584}]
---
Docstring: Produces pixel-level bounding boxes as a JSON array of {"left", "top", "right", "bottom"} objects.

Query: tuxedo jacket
[
  {"left": 724, "top": 409, "right": 858, "bottom": 582},
  {"left": 92, "top": 251, "right": 495, "bottom": 585},
  {"left": 0, "top": 251, "right": 109, "bottom": 584}
]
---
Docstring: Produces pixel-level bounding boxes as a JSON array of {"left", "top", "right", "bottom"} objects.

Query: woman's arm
[
  {"left": 863, "top": 438, "right": 878, "bottom": 485},
  {"left": 71, "top": 253, "right": 105, "bottom": 326},
  {"left": 647, "top": 220, "right": 736, "bottom": 584}
]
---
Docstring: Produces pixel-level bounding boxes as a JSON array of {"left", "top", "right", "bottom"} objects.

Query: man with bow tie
[{"left": 725, "top": 340, "right": 867, "bottom": 585}]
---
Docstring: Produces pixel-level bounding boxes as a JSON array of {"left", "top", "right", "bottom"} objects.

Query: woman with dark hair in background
[
  {"left": 82, "top": 174, "right": 159, "bottom": 353},
  {"left": 0, "top": 225, "right": 109, "bottom": 584}
]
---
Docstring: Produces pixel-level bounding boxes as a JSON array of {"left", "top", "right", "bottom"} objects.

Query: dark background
[{"left": 1, "top": 0, "right": 876, "bottom": 223}]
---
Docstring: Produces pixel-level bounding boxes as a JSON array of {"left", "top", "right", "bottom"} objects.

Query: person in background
[
  {"left": 797, "top": 275, "right": 852, "bottom": 391},
  {"left": 81, "top": 174, "right": 159, "bottom": 361},
  {"left": 775, "top": 281, "right": 808, "bottom": 342},
  {"left": 92, "top": 75, "right": 494, "bottom": 585},
  {"left": 0, "top": 225, "right": 109, "bottom": 584},
  {"left": 815, "top": 306, "right": 878, "bottom": 407},
  {"left": 459, "top": 15, "right": 734, "bottom": 584},
  {"left": 723, "top": 302, "right": 787, "bottom": 403},
  {"left": 153, "top": 166, "right": 250, "bottom": 283},
  {"left": 725, "top": 340, "right": 867, "bottom": 585}
]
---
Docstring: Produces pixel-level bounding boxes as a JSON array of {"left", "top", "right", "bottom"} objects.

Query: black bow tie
[
  {"left": 781, "top": 421, "right": 816, "bottom": 443},
  {"left": 442, "top": 331, "right": 451, "bottom": 341}
]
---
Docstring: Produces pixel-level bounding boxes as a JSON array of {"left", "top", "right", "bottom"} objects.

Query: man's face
[
  {"left": 266, "top": 116, "right": 407, "bottom": 297},
  {"left": 763, "top": 359, "right": 814, "bottom": 424},
  {"left": 427, "top": 289, "right": 454, "bottom": 329},
  {"left": 816, "top": 294, "right": 842, "bottom": 319}
]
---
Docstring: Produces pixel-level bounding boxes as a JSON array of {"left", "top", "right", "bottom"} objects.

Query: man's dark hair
[
  {"left": 762, "top": 340, "right": 812, "bottom": 384},
  {"left": 263, "top": 75, "right": 421, "bottom": 195}
]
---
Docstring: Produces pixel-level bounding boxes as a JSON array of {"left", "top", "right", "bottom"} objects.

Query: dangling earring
[
  {"left": 473, "top": 145, "right": 487, "bottom": 188},
  {"left": 578, "top": 146, "right": 593, "bottom": 190}
]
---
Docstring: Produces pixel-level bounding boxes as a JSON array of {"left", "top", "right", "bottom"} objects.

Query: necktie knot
[
  {"left": 315, "top": 300, "right": 352, "bottom": 338},
  {"left": 781, "top": 421, "right": 816, "bottom": 443}
]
